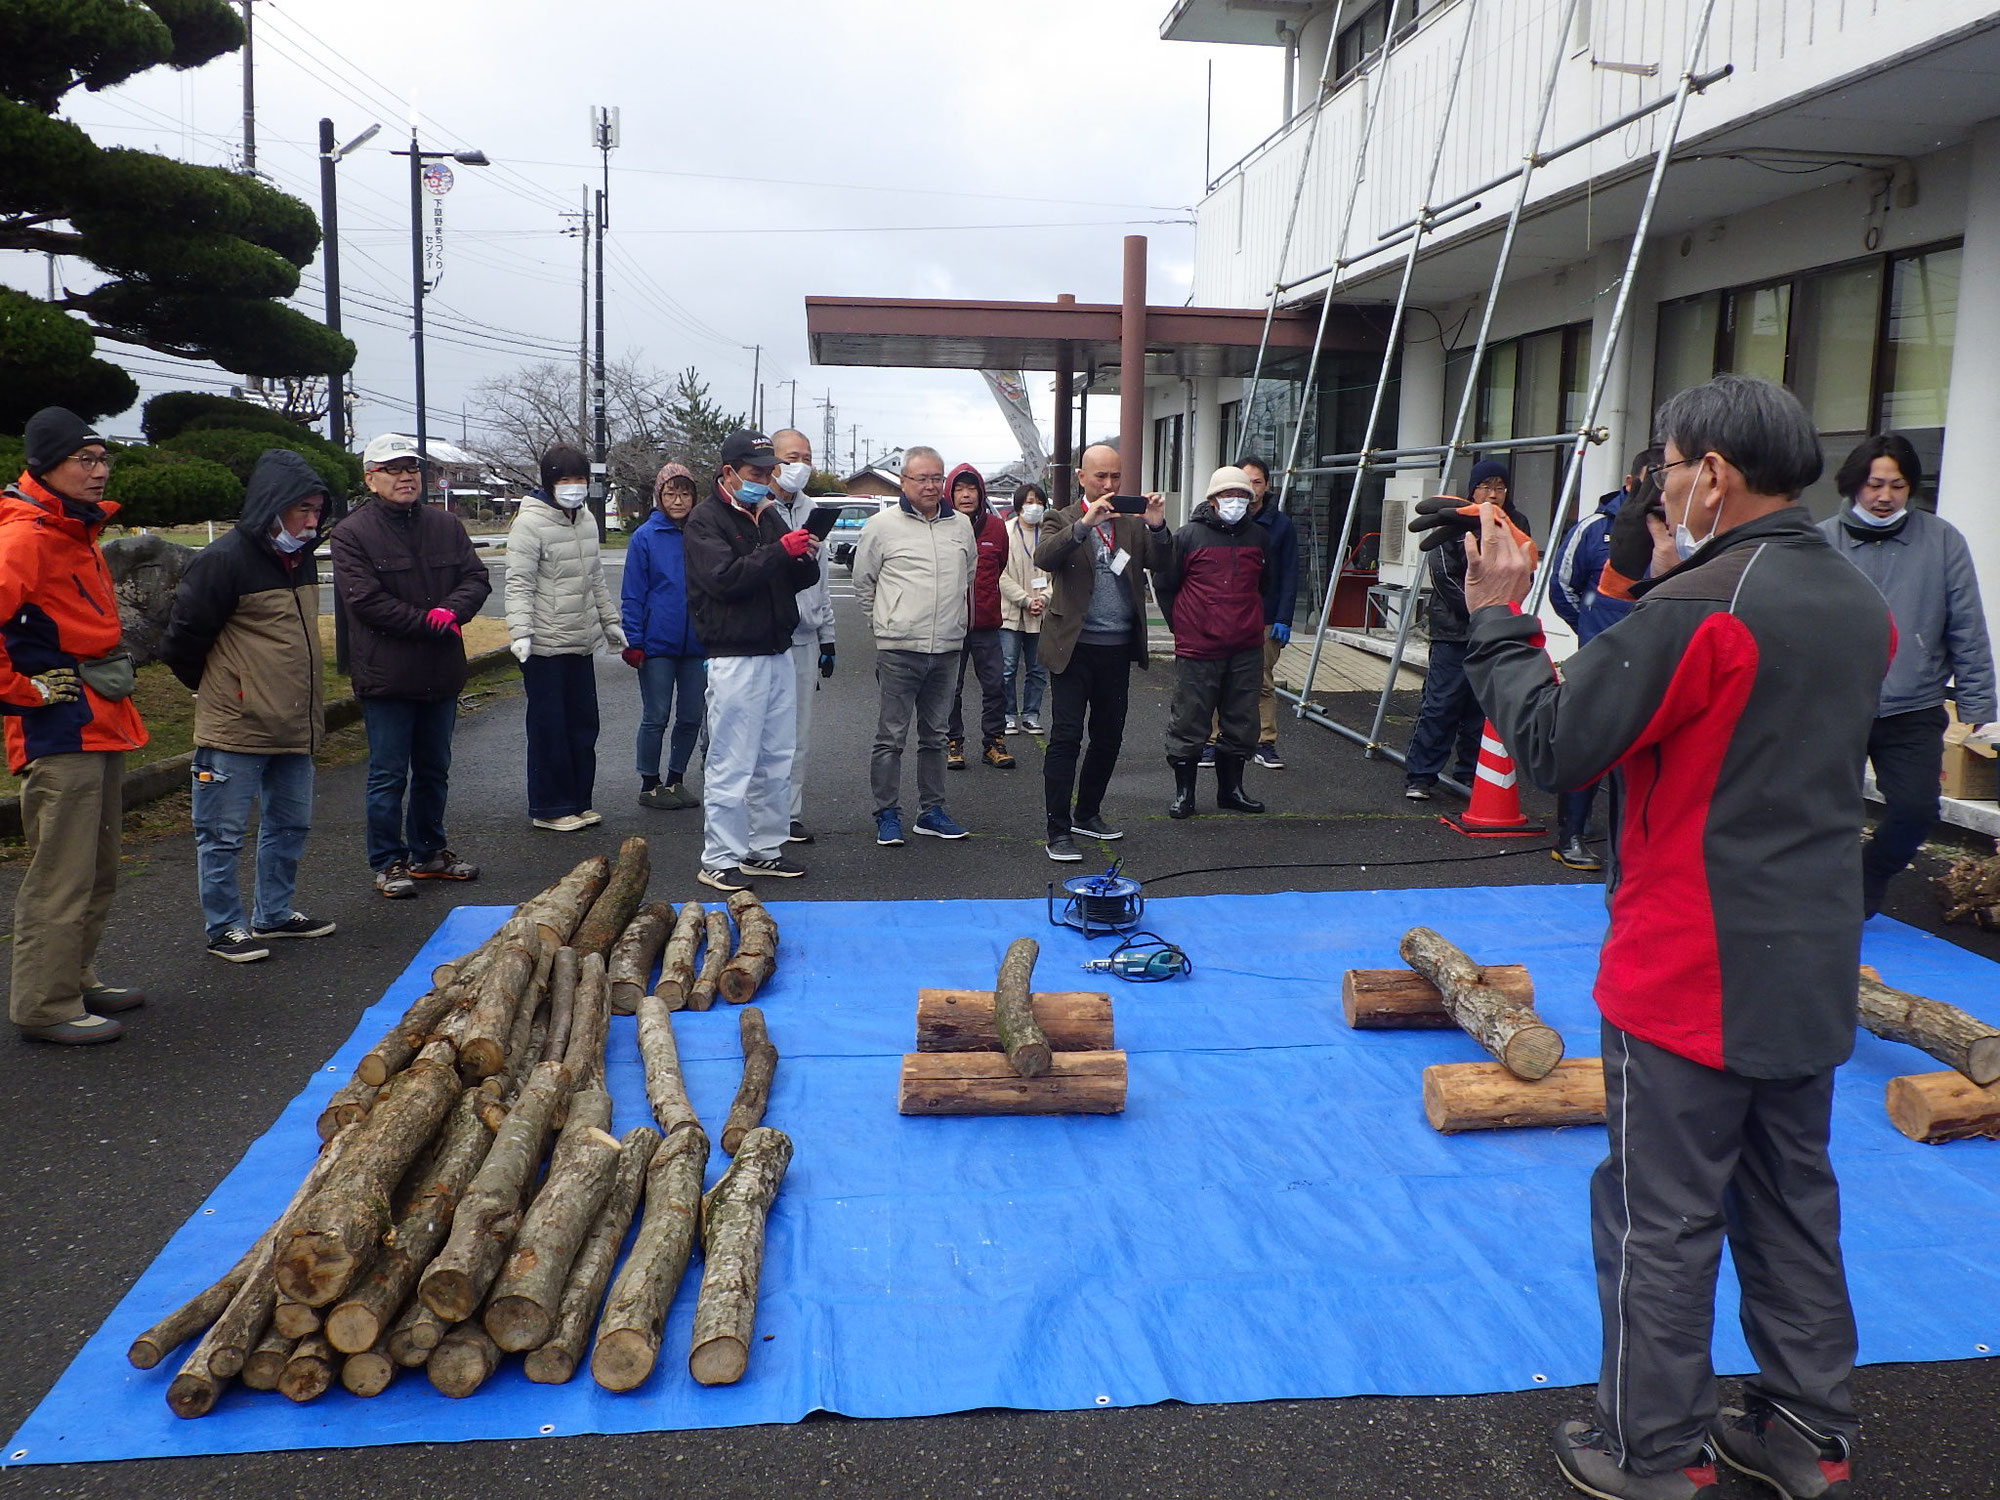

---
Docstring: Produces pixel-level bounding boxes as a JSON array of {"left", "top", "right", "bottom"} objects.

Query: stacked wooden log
[
  {"left": 1932, "top": 850, "right": 2000, "bottom": 929},
  {"left": 134, "top": 840, "right": 796, "bottom": 1413},
  {"left": 898, "top": 938, "right": 1127, "bottom": 1114},
  {"left": 1862, "top": 964, "right": 2000, "bottom": 1144}
]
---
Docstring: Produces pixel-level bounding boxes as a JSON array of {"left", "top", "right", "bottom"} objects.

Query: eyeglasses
[
  {"left": 1644, "top": 457, "right": 1698, "bottom": 486},
  {"left": 375, "top": 461, "right": 421, "bottom": 475},
  {"left": 70, "top": 453, "right": 114, "bottom": 472},
  {"left": 907, "top": 474, "right": 946, "bottom": 487}
]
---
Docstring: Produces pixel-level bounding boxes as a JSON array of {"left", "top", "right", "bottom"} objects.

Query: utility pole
[
  {"left": 743, "top": 345, "right": 761, "bottom": 425},
  {"left": 758, "top": 383, "right": 767, "bottom": 431},
  {"left": 240, "top": 0, "right": 256, "bottom": 173},
  {"left": 850, "top": 424, "right": 858, "bottom": 474},
  {"left": 590, "top": 105, "right": 618, "bottom": 536},
  {"left": 563, "top": 190, "right": 589, "bottom": 447},
  {"left": 777, "top": 378, "right": 799, "bottom": 431}
]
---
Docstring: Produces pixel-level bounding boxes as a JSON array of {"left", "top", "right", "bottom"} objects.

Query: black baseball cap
[{"left": 720, "top": 429, "right": 777, "bottom": 467}]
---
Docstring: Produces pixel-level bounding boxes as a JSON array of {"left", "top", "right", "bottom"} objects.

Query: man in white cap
[{"left": 329, "top": 434, "right": 492, "bottom": 899}]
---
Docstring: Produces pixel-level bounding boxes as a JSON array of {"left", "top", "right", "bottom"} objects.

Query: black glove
[
  {"left": 1606, "top": 487, "right": 1666, "bottom": 582},
  {"left": 1407, "top": 494, "right": 1480, "bottom": 553},
  {"left": 818, "top": 644, "right": 835, "bottom": 679}
]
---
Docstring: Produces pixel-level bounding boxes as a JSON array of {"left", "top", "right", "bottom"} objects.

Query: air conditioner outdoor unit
[
  {"left": 1378, "top": 497, "right": 1408, "bottom": 567},
  {"left": 1375, "top": 474, "right": 1429, "bottom": 589}
]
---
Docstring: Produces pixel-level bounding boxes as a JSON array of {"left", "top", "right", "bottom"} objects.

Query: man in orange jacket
[{"left": 1, "top": 408, "right": 149, "bottom": 1044}]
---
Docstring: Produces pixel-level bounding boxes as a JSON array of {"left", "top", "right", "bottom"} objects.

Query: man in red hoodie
[
  {"left": 943, "top": 463, "right": 1014, "bottom": 770},
  {"left": 0, "top": 408, "right": 150, "bottom": 1044}
]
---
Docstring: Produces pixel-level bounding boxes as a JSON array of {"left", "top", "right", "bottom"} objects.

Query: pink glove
[
  {"left": 425, "top": 607, "right": 460, "bottom": 635},
  {"left": 779, "top": 529, "right": 813, "bottom": 559},
  {"left": 621, "top": 648, "right": 644, "bottom": 669}
]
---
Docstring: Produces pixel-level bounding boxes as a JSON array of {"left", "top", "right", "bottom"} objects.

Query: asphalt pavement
[{"left": 2, "top": 580, "right": 1996, "bottom": 1498}]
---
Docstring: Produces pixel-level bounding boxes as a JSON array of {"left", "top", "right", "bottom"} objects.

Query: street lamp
[
  {"left": 392, "top": 129, "right": 491, "bottom": 503},
  {"left": 319, "top": 117, "right": 378, "bottom": 675}
]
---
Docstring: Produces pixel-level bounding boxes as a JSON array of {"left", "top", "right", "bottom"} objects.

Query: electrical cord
[{"left": 1135, "top": 844, "right": 1558, "bottom": 889}]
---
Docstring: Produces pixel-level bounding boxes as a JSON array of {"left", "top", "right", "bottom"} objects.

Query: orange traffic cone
[{"left": 1440, "top": 720, "right": 1544, "bottom": 838}]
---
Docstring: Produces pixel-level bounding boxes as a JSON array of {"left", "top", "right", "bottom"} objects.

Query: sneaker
[
  {"left": 1404, "top": 783, "right": 1434, "bottom": 801},
  {"left": 577, "top": 810, "right": 603, "bottom": 828},
  {"left": 787, "top": 819, "right": 815, "bottom": 845},
  {"left": 532, "top": 815, "right": 590, "bottom": 832},
  {"left": 1253, "top": 743, "right": 1285, "bottom": 770},
  {"left": 697, "top": 865, "right": 752, "bottom": 893},
  {"left": 875, "top": 809, "right": 905, "bottom": 846},
  {"left": 946, "top": 737, "right": 967, "bottom": 770},
  {"left": 409, "top": 849, "right": 478, "bottom": 880},
  {"left": 982, "top": 739, "right": 1017, "bottom": 769},
  {"left": 207, "top": 928, "right": 272, "bottom": 964},
  {"left": 1019, "top": 716, "right": 1043, "bottom": 734},
  {"left": 21, "top": 1014, "right": 122, "bottom": 1045},
  {"left": 1552, "top": 1420, "right": 1719, "bottom": 1499},
  {"left": 1198, "top": 744, "right": 1216, "bottom": 769},
  {"left": 1071, "top": 814, "right": 1124, "bottom": 841},
  {"left": 1045, "top": 833, "right": 1083, "bottom": 862},
  {"left": 80, "top": 983, "right": 145, "bottom": 1014},
  {"left": 1553, "top": 835, "right": 1604, "bottom": 873},
  {"left": 375, "top": 862, "right": 417, "bottom": 899},
  {"left": 253, "top": 913, "right": 337, "bottom": 939},
  {"left": 742, "top": 856, "right": 806, "bottom": 879},
  {"left": 913, "top": 807, "right": 969, "bottom": 839},
  {"left": 1005, "top": 716, "right": 1020, "bottom": 735},
  {"left": 1711, "top": 1399, "right": 1853, "bottom": 1499},
  {"left": 639, "top": 782, "right": 696, "bottom": 811}
]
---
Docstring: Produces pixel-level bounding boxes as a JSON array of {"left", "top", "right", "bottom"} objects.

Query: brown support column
[
  {"left": 1118, "top": 236, "right": 1147, "bottom": 488},
  {"left": 1052, "top": 292, "right": 1076, "bottom": 508}
]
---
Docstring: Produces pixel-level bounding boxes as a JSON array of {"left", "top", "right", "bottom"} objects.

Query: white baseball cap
[{"left": 362, "top": 433, "right": 422, "bottom": 469}]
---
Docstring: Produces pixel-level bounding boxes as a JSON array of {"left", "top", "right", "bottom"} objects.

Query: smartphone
[{"left": 1109, "top": 494, "right": 1150, "bottom": 515}]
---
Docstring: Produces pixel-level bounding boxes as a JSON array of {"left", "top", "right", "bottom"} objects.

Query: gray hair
[
  {"left": 1653, "top": 374, "right": 1822, "bottom": 499},
  {"left": 902, "top": 445, "right": 943, "bottom": 472}
]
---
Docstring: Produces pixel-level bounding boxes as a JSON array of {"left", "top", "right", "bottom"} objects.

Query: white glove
[
  {"left": 509, "top": 638, "right": 532, "bottom": 664},
  {"left": 1967, "top": 722, "right": 1999, "bottom": 748}
]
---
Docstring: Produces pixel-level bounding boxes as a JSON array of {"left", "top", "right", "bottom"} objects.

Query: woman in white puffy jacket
[{"left": 505, "top": 444, "right": 627, "bottom": 830}]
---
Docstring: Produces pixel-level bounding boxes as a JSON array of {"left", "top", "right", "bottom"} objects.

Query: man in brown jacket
[{"left": 1034, "top": 443, "right": 1169, "bottom": 861}]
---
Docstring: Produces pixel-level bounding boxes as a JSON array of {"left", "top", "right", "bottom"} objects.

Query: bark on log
[
  {"left": 722, "top": 1006, "right": 778, "bottom": 1155},
  {"left": 501, "top": 945, "right": 556, "bottom": 1090},
  {"left": 1341, "top": 965, "right": 1535, "bottom": 1029},
  {"left": 590, "top": 1124, "right": 710, "bottom": 1392},
  {"left": 1858, "top": 965, "right": 2000, "bottom": 1086},
  {"left": 240, "top": 1330, "right": 294, "bottom": 1391},
  {"left": 340, "top": 1339, "right": 396, "bottom": 1398},
  {"left": 278, "top": 1332, "right": 336, "bottom": 1403},
  {"left": 1422, "top": 1059, "right": 1607, "bottom": 1133},
  {"left": 166, "top": 1269, "right": 269, "bottom": 1416},
  {"left": 387, "top": 1297, "right": 449, "bottom": 1368},
  {"left": 1397, "top": 928, "right": 1564, "bottom": 1080},
  {"left": 635, "top": 992, "right": 700, "bottom": 1138},
  {"left": 427, "top": 1321, "right": 503, "bottom": 1398},
  {"left": 523, "top": 855, "right": 612, "bottom": 950},
  {"left": 326, "top": 1092, "right": 494, "bottom": 1354},
  {"left": 420, "top": 1060, "right": 570, "bottom": 1322},
  {"left": 542, "top": 946, "right": 578, "bottom": 1066},
  {"left": 572, "top": 836, "right": 652, "bottom": 962},
  {"left": 272, "top": 1293, "right": 322, "bottom": 1340},
  {"left": 357, "top": 986, "right": 456, "bottom": 1087},
  {"left": 657, "top": 901, "right": 704, "bottom": 1009},
  {"left": 458, "top": 936, "right": 543, "bottom": 1081},
  {"left": 719, "top": 890, "right": 778, "bottom": 1005},
  {"left": 610, "top": 901, "right": 675, "bottom": 1016},
  {"left": 525, "top": 1127, "right": 660, "bottom": 1384},
  {"left": 915, "top": 988, "right": 1114, "bottom": 1053},
  {"left": 485, "top": 1123, "right": 624, "bottom": 1351},
  {"left": 991, "top": 938, "right": 1052, "bottom": 1079},
  {"left": 1933, "top": 852, "right": 2000, "bottom": 928},
  {"left": 316, "top": 1076, "right": 380, "bottom": 1143},
  {"left": 279, "top": 1050, "right": 462, "bottom": 1307},
  {"left": 1884, "top": 1070, "right": 2000, "bottom": 1143},
  {"left": 561, "top": 953, "right": 611, "bottom": 1092},
  {"left": 688, "top": 1125, "right": 793, "bottom": 1386},
  {"left": 897, "top": 1051, "right": 1128, "bottom": 1115},
  {"left": 689, "top": 910, "right": 731, "bottom": 1012}
]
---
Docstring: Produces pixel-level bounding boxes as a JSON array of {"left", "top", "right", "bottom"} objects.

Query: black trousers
[
  {"left": 948, "top": 628, "right": 1007, "bottom": 743},
  {"left": 1167, "top": 650, "right": 1260, "bottom": 760},
  {"left": 1862, "top": 705, "right": 1948, "bottom": 917},
  {"left": 521, "top": 653, "right": 599, "bottom": 819},
  {"left": 1591, "top": 1021, "right": 1856, "bottom": 1475},
  {"left": 1044, "top": 641, "right": 1130, "bottom": 833}
]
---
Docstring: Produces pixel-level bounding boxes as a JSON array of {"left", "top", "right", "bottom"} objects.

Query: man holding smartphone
[{"left": 1033, "top": 443, "right": 1170, "bottom": 862}]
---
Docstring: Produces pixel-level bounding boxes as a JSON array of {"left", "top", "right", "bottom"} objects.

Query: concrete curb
[{"left": 0, "top": 646, "right": 516, "bottom": 840}]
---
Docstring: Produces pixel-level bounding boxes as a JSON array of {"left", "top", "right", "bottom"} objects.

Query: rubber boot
[
  {"left": 1215, "top": 755, "right": 1265, "bottom": 813},
  {"left": 1167, "top": 756, "right": 1199, "bottom": 819}
]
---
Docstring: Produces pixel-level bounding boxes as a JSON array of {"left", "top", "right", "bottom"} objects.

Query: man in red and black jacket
[
  {"left": 943, "top": 463, "right": 1013, "bottom": 769},
  {"left": 1154, "top": 467, "right": 1272, "bottom": 819},
  {"left": 1462, "top": 375, "right": 1887, "bottom": 1500}
]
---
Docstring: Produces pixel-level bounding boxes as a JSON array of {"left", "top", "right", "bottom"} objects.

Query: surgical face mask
[
  {"left": 1670, "top": 467, "right": 1717, "bottom": 561},
  {"left": 733, "top": 479, "right": 771, "bottom": 506},
  {"left": 1216, "top": 496, "right": 1250, "bottom": 525},
  {"left": 1018, "top": 503, "right": 1045, "bottom": 526},
  {"left": 271, "top": 525, "right": 312, "bottom": 554},
  {"left": 1851, "top": 501, "right": 1906, "bottom": 528},
  {"left": 553, "top": 482, "right": 589, "bottom": 509},
  {"left": 776, "top": 461, "right": 812, "bottom": 495}
]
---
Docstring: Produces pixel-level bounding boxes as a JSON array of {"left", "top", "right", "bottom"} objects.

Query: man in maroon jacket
[
  {"left": 943, "top": 463, "right": 1013, "bottom": 769},
  {"left": 1154, "top": 467, "right": 1272, "bottom": 818},
  {"left": 1463, "top": 375, "right": 1887, "bottom": 1500}
]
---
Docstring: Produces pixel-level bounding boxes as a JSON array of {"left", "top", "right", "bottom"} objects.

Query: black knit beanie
[{"left": 23, "top": 407, "right": 105, "bottom": 478}]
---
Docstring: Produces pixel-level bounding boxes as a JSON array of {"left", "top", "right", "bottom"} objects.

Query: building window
[
  {"left": 1440, "top": 320, "right": 1591, "bottom": 540},
  {"left": 1219, "top": 400, "right": 1242, "bottom": 465},
  {"left": 1331, "top": 0, "right": 1440, "bottom": 86},
  {"left": 1721, "top": 282, "right": 1791, "bottom": 385},
  {"left": 1152, "top": 414, "right": 1184, "bottom": 498}
]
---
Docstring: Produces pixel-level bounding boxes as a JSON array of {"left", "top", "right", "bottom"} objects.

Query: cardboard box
[{"left": 1942, "top": 702, "right": 1997, "bottom": 802}]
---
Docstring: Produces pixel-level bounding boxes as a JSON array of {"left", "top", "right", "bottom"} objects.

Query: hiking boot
[
  {"left": 1711, "top": 1399, "right": 1853, "bottom": 1499},
  {"left": 742, "top": 856, "right": 806, "bottom": 879},
  {"left": 914, "top": 807, "right": 969, "bottom": 839},
  {"left": 375, "top": 862, "right": 417, "bottom": 899},
  {"left": 532, "top": 814, "right": 590, "bottom": 832},
  {"left": 1168, "top": 755, "right": 1200, "bottom": 819},
  {"left": 1072, "top": 813, "right": 1123, "bottom": 841},
  {"left": 1552, "top": 1420, "right": 1719, "bottom": 1499},
  {"left": 409, "top": 849, "right": 479, "bottom": 880},
  {"left": 875, "top": 809, "right": 905, "bottom": 847},
  {"left": 1215, "top": 755, "right": 1266, "bottom": 814},
  {"left": 21, "top": 1014, "right": 122, "bottom": 1045},
  {"left": 982, "top": 738, "right": 1017, "bottom": 769},
  {"left": 207, "top": 927, "right": 272, "bottom": 964},
  {"left": 946, "top": 737, "right": 966, "bottom": 770},
  {"left": 1253, "top": 742, "right": 1285, "bottom": 770},
  {"left": 697, "top": 865, "right": 752, "bottom": 893},
  {"left": 787, "top": 819, "right": 815, "bottom": 845},
  {"left": 1045, "top": 833, "right": 1083, "bottom": 862},
  {"left": 1553, "top": 835, "right": 1604, "bottom": 872},
  {"left": 253, "top": 913, "right": 337, "bottom": 939},
  {"left": 81, "top": 983, "right": 145, "bottom": 1014}
]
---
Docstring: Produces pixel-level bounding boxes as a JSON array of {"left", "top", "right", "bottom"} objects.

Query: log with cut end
[
  {"left": 340, "top": 1338, "right": 396, "bottom": 1398},
  {"left": 1858, "top": 965, "right": 2000, "bottom": 1086},
  {"left": 898, "top": 1051, "right": 1127, "bottom": 1115},
  {"left": 572, "top": 836, "right": 651, "bottom": 961},
  {"left": 427, "top": 1321, "right": 502, "bottom": 1398},
  {"left": 272, "top": 1293, "right": 322, "bottom": 1340},
  {"left": 278, "top": 1049, "right": 462, "bottom": 1307},
  {"left": 719, "top": 890, "right": 778, "bottom": 1004},
  {"left": 688, "top": 1125, "right": 793, "bottom": 1387},
  {"left": 635, "top": 992, "right": 699, "bottom": 1138},
  {"left": 992, "top": 937, "right": 1051, "bottom": 1078},
  {"left": 525, "top": 1127, "right": 659, "bottom": 1385},
  {"left": 485, "top": 1121, "right": 624, "bottom": 1352},
  {"left": 523, "top": 855, "right": 612, "bottom": 950},
  {"left": 542, "top": 946, "right": 578, "bottom": 1065},
  {"left": 688, "top": 910, "right": 731, "bottom": 1011},
  {"left": 609, "top": 901, "right": 675, "bottom": 1015},
  {"left": 316, "top": 1075, "right": 380, "bottom": 1143},
  {"left": 419, "top": 1060, "right": 570, "bottom": 1323},
  {"left": 1884, "top": 1070, "right": 2000, "bottom": 1143},
  {"left": 166, "top": 1266, "right": 272, "bottom": 1416},
  {"left": 278, "top": 1332, "right": 336, "bottom": 1403},
  {"left": 387, "top": 1297, "right": 449, "bottom": 1368},
  {"left": 356, "top": 985, "right": 457, "bottom": 1087},
  {"left": 562, "top": 953, "right": 611, "bottom": 1092},
  {"left": 1341, "top": 964, "right": 1535, "bottom": 1030},
  {"left": 1398, "top": 928, "right": 1564, "bottom": 1080},
  {"left": 722, "top": 1006, "right": 777, "bottom": 1155},
  {"left": 240, "top": 1329, "right": 294, "bottom": 1391},
  {"left": 657, "top": 901, "right": 704, "bottom": 1009},
  {"left": 457, "top": 935, "right": 543, "bottom": 1081},
  {"left": 591, "top": 1124, "right": 709, "bottom": 1392},
  {"left": 915, "top": 989, "right": 1113, "bottom": 1053},
  {"left": 1422, "top": 1058, "right": 1607, "bottom": 1133}
]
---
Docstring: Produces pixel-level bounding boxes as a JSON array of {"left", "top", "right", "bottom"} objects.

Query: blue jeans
[
  {"left": 636, "top": 654, "right": 705, "bottom": 781},
  {"left": 522, "top": 653, "right": 599, "bottom": 819},
  {"left": 1001, "top": 628, "right": 1046, "bottom": 719},
  {"left": 1404, "top": 637, "right": 1484, "bottom": 785},
  {"left": 361, "top": 696, "right": 457, "bottom": 871},
  {"left": 192, "top": 750, "right": 314, "bottom": 940}
]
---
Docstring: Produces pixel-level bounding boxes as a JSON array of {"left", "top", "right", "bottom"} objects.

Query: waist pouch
[{"left": 76, "top": 649, "right": 136, "bottom": 700}]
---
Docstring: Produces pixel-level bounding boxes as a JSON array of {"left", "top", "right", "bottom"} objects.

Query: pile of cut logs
[{"left": 130, "top": 838, "right": 794, "bottom": 1415}]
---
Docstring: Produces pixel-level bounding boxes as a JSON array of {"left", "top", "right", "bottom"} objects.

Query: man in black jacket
[
  {"left": 328, "top": 434, "right": 492, "bottom": 899},
  {"left": 162, "top": 451, "right": 336, "bottom": 962},
  {"left": 1463, "top": 375, "right": 1888, "bottom": 1500},
  {"left": 681, "top": 429, "right": 820, "bottom": 892}
]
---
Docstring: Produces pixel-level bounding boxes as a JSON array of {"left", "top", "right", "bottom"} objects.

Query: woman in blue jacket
[{"left": 622, "top": 463, "right": 705, "bottom": 809}]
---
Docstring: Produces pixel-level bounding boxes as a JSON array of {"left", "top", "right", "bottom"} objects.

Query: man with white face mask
[
  {"left": 770, "top": 429, "right": 835, "bottom": 843},
  {"left": 1818, "top": 433, "right": 1995, "bottom": 918}
]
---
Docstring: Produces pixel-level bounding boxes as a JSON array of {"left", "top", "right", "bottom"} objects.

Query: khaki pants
[
  {"left": 1211, "top": 633, "right": 1285, "bottom": 747},
  {"left": 11, "top": 751, "right": 123, "bottom": 1029}
]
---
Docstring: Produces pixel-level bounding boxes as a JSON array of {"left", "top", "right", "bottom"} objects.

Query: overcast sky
[{"left": 20, "top": 0, "right": 1285, "bottom": 472}]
